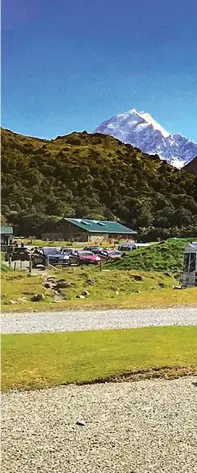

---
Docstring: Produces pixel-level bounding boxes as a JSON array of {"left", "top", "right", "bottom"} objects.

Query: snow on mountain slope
[{"left": 95, "top": 108, "right": 197, "bottom": 168}]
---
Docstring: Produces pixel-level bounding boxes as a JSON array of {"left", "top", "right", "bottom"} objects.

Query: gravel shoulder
[
  {"left": 1, "top": 307, "right": 197, "bottom": 334},
  {"left": 2, "top": 376, "right": 197, "bottom": 473}
]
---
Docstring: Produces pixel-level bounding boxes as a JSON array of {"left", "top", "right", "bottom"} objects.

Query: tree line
[{"left": 1, "top": 128, "right": 197, "bottom": 239}]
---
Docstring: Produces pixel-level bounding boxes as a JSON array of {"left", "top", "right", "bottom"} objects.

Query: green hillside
[
  {"left": 106, "top": 238, "right": 192, "bottom": 273},
  {"left": 1, "top": 128, "right": 197, "bottom": 236}
]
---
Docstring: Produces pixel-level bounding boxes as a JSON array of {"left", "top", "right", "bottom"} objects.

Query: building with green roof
[
  {"left": 1, "top": 225, "right": 14, "bottom": 249},
  {"left": 43, "top": 218, "right": 137, "bottom": 242}
]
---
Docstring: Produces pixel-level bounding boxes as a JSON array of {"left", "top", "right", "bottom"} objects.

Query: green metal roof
[
  {"left": 64, "top": 218, "right": 136, "bottom": 234},
  {"left": 0, "top": 226, "right": 13, "bottom": 234}
]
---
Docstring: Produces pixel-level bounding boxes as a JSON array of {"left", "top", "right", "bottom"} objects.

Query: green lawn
[{"left": 2, "top": 326, "right": 197, "bottom": 391}]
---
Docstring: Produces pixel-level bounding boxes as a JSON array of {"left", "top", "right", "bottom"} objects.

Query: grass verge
[
  {"left": 2, "top": 326, "right": 197, "bottom": 391},
  {"left": 2, "top": 267, "right": 197, "bottom": 311}
]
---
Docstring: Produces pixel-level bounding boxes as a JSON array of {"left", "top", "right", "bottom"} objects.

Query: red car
[{"left": 69, "top": 250, "right": 101, "bottom": 265}]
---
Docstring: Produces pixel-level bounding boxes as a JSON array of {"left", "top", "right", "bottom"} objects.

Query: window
[
  {"left": 190, "top": 253, "right": 196, "bottom": 272},
  {"left": 183, "top": 253, "right": 190, "bottom": 272}
]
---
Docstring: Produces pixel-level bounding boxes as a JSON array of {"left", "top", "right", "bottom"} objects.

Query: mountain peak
[
  {"left": 95, "top": 108, "right": 197, "bottom": 168},
  {"left": 123, "top": 108, "right": 170, "bottom": 139}
]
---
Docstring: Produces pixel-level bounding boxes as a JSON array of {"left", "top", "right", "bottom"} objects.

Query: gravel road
[
  {"left": 1, "top": 307, "right": 197, "bottom": 334},
  {"left": 2, "top": 377, "right": 197, "bottom": 473}
]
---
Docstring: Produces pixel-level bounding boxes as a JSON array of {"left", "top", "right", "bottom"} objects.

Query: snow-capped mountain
[{"left": 95, "top": 109, "right": 197, "bottom": 168}]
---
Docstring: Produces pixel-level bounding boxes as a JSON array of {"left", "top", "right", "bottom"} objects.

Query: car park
[{"left": 31, "top": 247, "right": 69, "bottom": 267}]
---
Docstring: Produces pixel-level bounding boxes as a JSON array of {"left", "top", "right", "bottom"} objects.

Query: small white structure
[{"left": 182, "top": 242, "right": 197, "bottom": 287}]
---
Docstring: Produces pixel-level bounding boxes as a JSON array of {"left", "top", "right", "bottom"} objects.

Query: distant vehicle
[
  {"left": 83, "top": 246, "right": 108, "bottom": 258},
  {"left": 5, "top": 246, "right": 31, "bottom": 262},
  {"left": 69, "top": 250, "right": 101, "bottom": 265},
  {"left": 118, "top": 242, "right": 137, "bottom": 252},
  {"left": 106, "top": 250, "right": 122, "bottom": 260},
  {"left": 61, "top": 247, "right": 77, "bottom": 255},
  {"left": 31, "top": 247, "right": 69, "bottom": 267},
  {"left": 182, "top": 242, "right": 197, "bottom": 287}
]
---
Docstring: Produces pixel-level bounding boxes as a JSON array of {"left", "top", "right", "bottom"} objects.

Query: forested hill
[
  {"left": 183, "top": 156, "right": 197, "bottom": 175},
  {"left": 1, "top": 127, "right": 197, "bottom": 237}
]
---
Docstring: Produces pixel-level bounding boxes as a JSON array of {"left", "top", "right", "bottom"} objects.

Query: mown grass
[
  {"left": 2, "top": 266, "right": 195, "bottom": 311},
  {"left": 2, "top": 326, "right": 197, "bottom": 391},
  {"left": 106, "top": 238, "right": 194, "bottom": 274}
]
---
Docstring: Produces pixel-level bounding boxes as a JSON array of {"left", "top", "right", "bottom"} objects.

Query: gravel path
[
  {"left": 2, "top": 377, "right": 197, "bottom": 473},
  {"left": 1, "top": 307, "right": 197, "bottom": 334}
]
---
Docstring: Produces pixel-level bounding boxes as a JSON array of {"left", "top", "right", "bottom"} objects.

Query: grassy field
[
  {"left": 22, "top": 238, "right": 116, "bottom": 248},
  {"left": 2, "top": 266, "right": 197, "bottom": 311},
  {"left": 107, "top": 238, "right": 193, "bottom": 273},
  {"left": 2, "top": 326, "right": 197, "bottom": 391}
]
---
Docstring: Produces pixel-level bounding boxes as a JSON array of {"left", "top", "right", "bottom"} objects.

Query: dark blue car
[{"left": 32, "top": 247, "right": 70, "bottom": 267}]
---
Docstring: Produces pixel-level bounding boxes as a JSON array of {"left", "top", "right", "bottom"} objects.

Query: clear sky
[{"left": 2, "top": 0, "right": 197, "bottom": 140}]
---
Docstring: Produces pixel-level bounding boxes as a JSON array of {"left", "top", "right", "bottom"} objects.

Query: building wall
[
  {"left": 42, "top": 232, "right": 65, "bottom": 241},
  {"left": 88, "top": 233, "right": 108, "bottom": 242},
  {"left": 42, "top": 221, "right": 88, "bottom": 241},
  {"left": 89, "top": 233, "right": 135, "bottom": 242},
  {"left": 42, "top": 231, "right": 136, "bottom": 243}
]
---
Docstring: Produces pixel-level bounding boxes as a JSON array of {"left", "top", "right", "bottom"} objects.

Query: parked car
[
  {"left": 5, "top": 246, "right": 31, "bottom": 262},
  {"left": 83, "top": 246, "right": 108, "bottom": 258},
  {"left": 105, "top": 250, "right": 122, "bottom": 260},
  {"left": 31, "top": 247, "right": 70, "bottom": 267},
  {"left": 61, "top": 247, "right": 79, "bottom": 256},
  {"left": 118, "top": 242, "right": 137, "bottom": 252},
  {"left": 69, "top": 250, "right": 101, "bottom": 265}
]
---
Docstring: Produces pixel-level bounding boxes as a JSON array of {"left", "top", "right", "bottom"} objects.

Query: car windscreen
[
  {"left": 43, "top": 248, "right": 62, "bottom": 256},
  {"left": 90, "top": 247, "right": 102, "bottom": 250},
  {"left": 78, "top": 251, "right": 94, "bottom": 256}
]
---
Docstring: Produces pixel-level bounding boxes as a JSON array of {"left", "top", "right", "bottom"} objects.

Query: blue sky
[{"left": 2, "top": 0, "right": 197, "bottom": 140}]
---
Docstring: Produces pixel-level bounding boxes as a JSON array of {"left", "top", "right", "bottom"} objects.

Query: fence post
[
  {"left": 46, "top": 256, "right": 49, "bottom": 268},
  {"left": 8, "top": 255, "right": 12, "bottom": 268},
  {"left": 29, "top": 256, "right": 32, "bottom": 274},
  {"left": 99, "top": 261, "right": 102, "bottom": 272},
  {"left": 14, "top": 262, "right": 16, "bottom": 271},
  {"left": 20, "top": 260, "right": 22, "bottom": 270}
]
